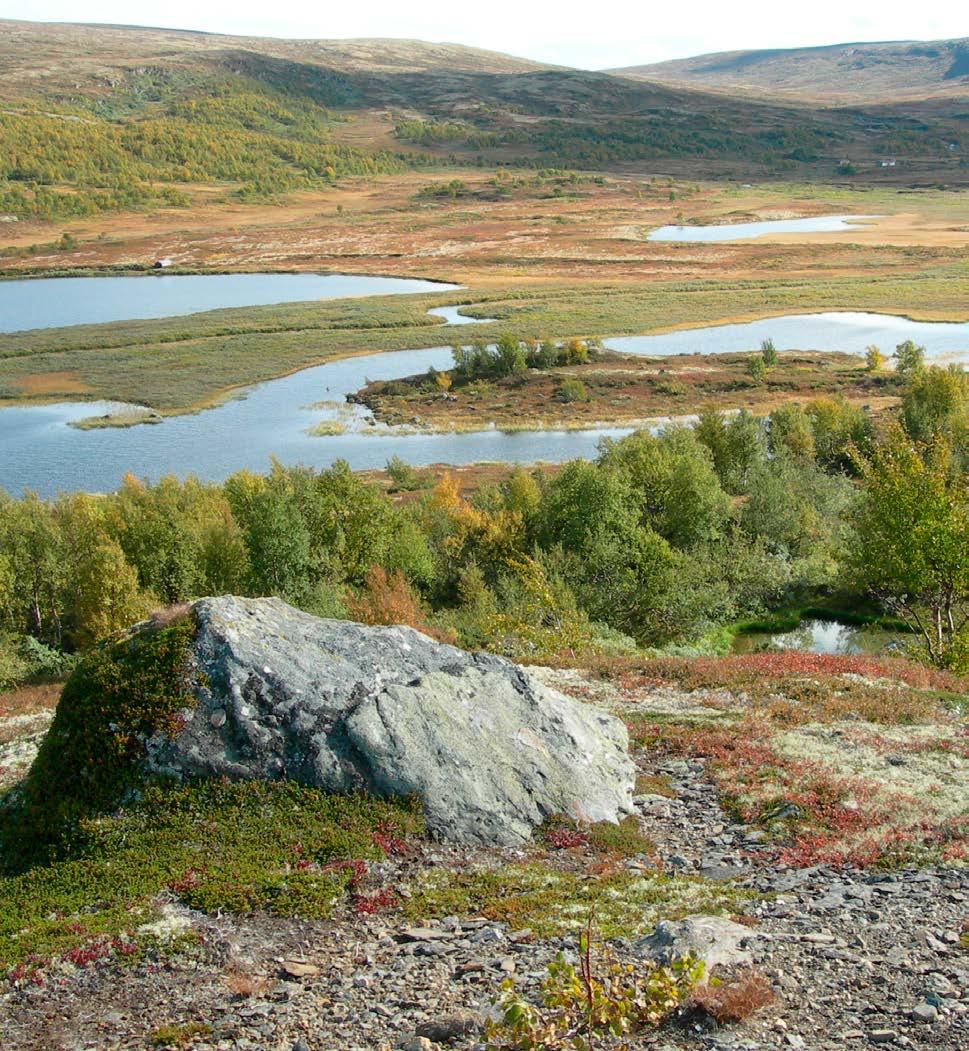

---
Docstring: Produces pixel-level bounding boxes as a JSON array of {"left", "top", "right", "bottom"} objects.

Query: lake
[
  {"left": 0, "top": 273, "right": 460, "bottom": 333},
  {"left": 606, "top": 311, "right": 969, "bottom": 364},
  {"left": 648, "top": 215, "right": 878, "bottom": 242},
  {"left": 0, "top": 346, "right": 630, "bottom": 497},
  {"left": 731, "top": 618, "right": 902, "bottom": 656},
  {"left": 3, "top": 306, "right": 968, "bottom": 497}
]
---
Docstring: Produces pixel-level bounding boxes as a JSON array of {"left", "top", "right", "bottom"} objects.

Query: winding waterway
[
  {"left": 2, "top": 272, "right": 968, "bottom": 497},
  {"left": 0, "top": 273, "right": 460, "bottom": 333},
  {"left": 0, "top": 347, "right": 629, "bottom": 497}
]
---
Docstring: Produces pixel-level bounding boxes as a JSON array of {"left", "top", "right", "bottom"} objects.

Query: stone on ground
[
  {"left": 633, "top": 915, "right": 759, "bottom": 972},
  {"left": 144, "top": 596, "right": 635, "bottom": 845}
]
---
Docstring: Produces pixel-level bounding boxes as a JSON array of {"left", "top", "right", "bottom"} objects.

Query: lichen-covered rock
[{"left": 145, "top": 596, "right": 635, "bottom": 845}]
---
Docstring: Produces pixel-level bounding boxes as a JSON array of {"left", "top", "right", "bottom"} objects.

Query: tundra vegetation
[
  {"left": 1, "top": 24, "right": 968, "bottom": 1047},
  {"left": 347, "top": 339, "right": 906, "bottom": 432}
]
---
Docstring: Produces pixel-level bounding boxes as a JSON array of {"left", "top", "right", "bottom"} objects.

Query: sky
[{"left": 3, "top": 1, "right": 968, "bottom": 69}]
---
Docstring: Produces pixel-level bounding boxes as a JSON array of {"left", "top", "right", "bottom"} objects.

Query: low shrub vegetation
[
  {"left": 0, "top": 780, "right": 424, "bottom": 980},
  {"left": 690, "top": 970, "right": 775, "bottom": 1023},
  {"left": 402, "top": 862, "right": 754, "bottom": 939},
  {"left": 486, "top": 920, "right": 704, "bottom": 1050}
]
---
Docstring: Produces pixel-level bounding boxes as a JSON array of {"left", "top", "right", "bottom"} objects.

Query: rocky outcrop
[{"left": 145, "top": 596, "right": 635, "bottom": 845}]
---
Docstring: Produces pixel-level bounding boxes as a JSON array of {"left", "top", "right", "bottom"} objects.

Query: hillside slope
[
  {"left": 0, "top": 18, "right": 554, "bottom": 92},
  {"left": 1, "top": 18, "right": 968, "bottom": 221},
  {"left": 614, "top": 38, "right": 969, "bottom": 103}
]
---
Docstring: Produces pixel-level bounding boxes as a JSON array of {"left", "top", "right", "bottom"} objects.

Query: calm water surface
[
  {"left": 0, "top": 347, "right": 629, "bottom": 497},
  {"left": 4, "top": 301, "right": 968, "bottom": 496},
  {"left": 0, "top": 273, "right": 459, "bottom": 332},
  {"left": 606, "top": 312, "right": 969, "bottom": 363},
  {"left": 426, "top": 305, "right": 498, "bottom": 326},
  {"left": 731, "top": 618, "right": 902, "bottom": 656},
  {"left": 648, "top": 215, "right": 878, "bottom": 242}
]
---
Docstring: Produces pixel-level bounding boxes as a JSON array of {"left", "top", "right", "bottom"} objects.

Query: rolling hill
[
  {"left": 613, "top": 38, "right": 969, "bottom": 103},
  {"left": 1, "top": 18, "right": 968, "bottom": 223}
]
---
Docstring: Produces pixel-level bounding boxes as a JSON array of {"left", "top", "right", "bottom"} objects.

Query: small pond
[
  {"left": 731, "top": 618, "right": 903, "bottom": 656},
  {"left": 648, "top": 215, "right": 878, "bottom": 242},
  {"left": 427, "top": 305, "right": 498, "bottom": 326},
  {"left": 0, "top": 273, "right": 460, "bottom": 333}
]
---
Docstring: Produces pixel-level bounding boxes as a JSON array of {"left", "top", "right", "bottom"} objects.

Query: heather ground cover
[{"left": 547, "top": 652, "right": 968, "bottom": 870}]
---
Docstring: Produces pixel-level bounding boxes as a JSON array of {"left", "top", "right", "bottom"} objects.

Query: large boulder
[{"left": 143, "top": 596, "right": 635, "bottom": 846}]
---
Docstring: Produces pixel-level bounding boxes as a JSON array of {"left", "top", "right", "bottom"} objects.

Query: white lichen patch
[
  {"left": 0, "top": 710, "right": 54, "bottom": 745},
  {"left": 136, "top": 904, "right": 195, "bottom": 941},
  {"left": 529, "top": 668, "right": 734, "bottom": 723},
  {"left": 0, "top": 712, "right": 53, "bottom": 784},
  {"left": 772, "top": 722, "right": 969, "bottom": 822}
]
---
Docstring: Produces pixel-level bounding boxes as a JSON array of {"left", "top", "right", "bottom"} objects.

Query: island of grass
[{"left": 351, "top": 341, "right": 903, "bottom": 433}]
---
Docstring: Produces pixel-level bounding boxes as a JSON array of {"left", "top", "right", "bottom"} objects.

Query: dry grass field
[{"left": 3, "top": 171, "right": 969, "bottom": 417}]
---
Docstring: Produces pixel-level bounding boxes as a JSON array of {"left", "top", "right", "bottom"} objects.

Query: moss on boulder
[{"left": 2, "top": 614, "right": 196, "bottom": 866}]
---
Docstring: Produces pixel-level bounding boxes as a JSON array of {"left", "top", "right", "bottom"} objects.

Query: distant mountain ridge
[{"left": 613, "top": 38, "right": 969, "bottom": 102}]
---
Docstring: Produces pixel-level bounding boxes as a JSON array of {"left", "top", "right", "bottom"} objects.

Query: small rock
[
  {"left": 416, "top": 1010, "right": 481, "bottom": 1044},
  {"left": 279, "top": 960, "right": 320, "bottom": 978},
  {"left": 868, "top": 1030, "right": 897, "bottom": 1044},
  {"left": 633, "top": 915, "right": 758, "bottom": 972},
  {"left": 398, "top": 927, "right": 454, "bottom": 942},
  {"left": 910, "top": 1002, "right": 938, "bottom": 1024}
]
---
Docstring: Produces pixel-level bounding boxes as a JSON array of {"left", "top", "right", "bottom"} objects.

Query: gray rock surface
[
  {"left": 145, "top": 596, "right": 635, "bottom": 845},
  {"left": 633, "top": 915, "right": 759, "bottom": 972}
]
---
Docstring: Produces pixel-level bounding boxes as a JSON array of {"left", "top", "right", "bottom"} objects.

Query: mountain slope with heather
[
  {"left": 2, "top": 17, "right": 969, "bottom": 221},
  {"left": 614, "top": 38, "right": 969, "bottom": 102}
]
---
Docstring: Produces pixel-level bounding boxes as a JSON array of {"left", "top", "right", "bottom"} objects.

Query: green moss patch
[
  {"left": 0, "top": 779, "right": 424, "bottom": 978},
  {"left": 2, "top": 616, "right": 196, "bottom": 865},
  {"left": 150, "top": 1022, "right": 214, "bottom": 1049},
  {"left": 635, "top": 773, "right": 677, "bottom": 798},
  {"left": 402, "top": 862, "right": 754, "bottom": 939}
]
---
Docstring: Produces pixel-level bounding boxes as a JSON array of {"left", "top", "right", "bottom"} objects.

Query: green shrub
[
  {"left": 386, "top": 456, "right": 430, "bottom": 492},
  {"left": 485, "top": 921, "right": 703, "bottom": 1050},
  {"left": 760, "top": 338, "right": 778, "bottom": 368},
  {"left": 555, "top": 378, "right": 589, "bottom": 403},
  {"left": 746, "top": 356, "right": 767, "bottom": 384}
]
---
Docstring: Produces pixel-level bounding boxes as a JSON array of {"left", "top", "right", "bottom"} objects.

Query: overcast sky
[{"left": 4, "top": 1, "right": 967, "bottom": 69}]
